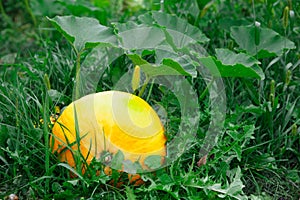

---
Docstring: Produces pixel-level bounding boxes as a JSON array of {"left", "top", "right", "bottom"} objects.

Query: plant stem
[
  {"left": 160, "top": 0, "right": 164, "bottom": 12},
  {"left": 199, "top": 77, "right": 214, "bottom": 101},
  {"left": 43, "top": 90, "right": 50, "bottom": 191},
  {"left": 0, "top": 0, "right": 14, "bottom": 27},
  {"left": 251, "top": 0, "right": 259, "bottom": 59},
  {"left": 146, "top": 79, "right": 155, "bottom": 102},
  {"left": 138, "top": 76, "right": 150, "bottom": 97},
  {"left": 74, "top": 51, "right": 82, "bottom": 100},
  {"left": 24, "top": 0, "right": 37, "bottom": 27}
]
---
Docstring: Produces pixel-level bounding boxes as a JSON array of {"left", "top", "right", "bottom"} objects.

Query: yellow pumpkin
[{"left": 51, "top": 91, "right": 166, "bottom": 175}]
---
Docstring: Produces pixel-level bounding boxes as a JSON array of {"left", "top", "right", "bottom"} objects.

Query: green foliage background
[{"left": 0, "top": 0, "right": 299, "bottom": 199}]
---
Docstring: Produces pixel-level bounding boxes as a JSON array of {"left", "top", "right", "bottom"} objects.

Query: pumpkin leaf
[
  {"left": 122, "top": 160, "right": 143, "bottom": 174},
  {"left": 141, "top": 64, "right": 184, "bottom": 77},
  {"left": 144, "top": 155, "right": 162, "bottom": 170},
  {"left": 127, "top": 54, "right": 149, "bottom": 65},
  {"left": 47, "top": 16, "right": 117, "bottom": 52},
  {"left": 230, "top": 25, "right": 296, "bottom": 58},
  {"left": 155, "top": 48, "right": 198, "bottom": 77},
  {"left": 127, "top": 54, "right": 193, "bottom": 77},
  {"left": 115, "top": 21, "right": 165, "bottom": 50},
  {"left": 215, "top": 48, "right": 261, "bottom": 66},
  {"left": 114, "top": 21, "right": 140, "bottom": 32},
  {"left": 199, "top": 49, "right": 265, "bottom": 79},
  {"left": 139, "top": 11, "right": 209, "bottom": 48},
  {"left": 162, "top": 56, "right": 197, "bottom": 77},
  {"left": 110, "top": 150, "right": 124, "bottom": 170}
]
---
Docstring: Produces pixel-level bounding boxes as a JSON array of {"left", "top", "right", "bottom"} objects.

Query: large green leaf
[
  {"left": 199, "top": 49, "right": 265, "bottom": 79},
  {"left": 162, "top": 57, "right": 196, "bottom": 77},
  {"left": 155, "top": 47, "right": 198, "bottom": 77},
  {"left": 114, "top": 21, "right": 141, "bottom": 32},
  {"left": 128, "top": 54, "right": 192, "bottom": 77},
  {"left": 115, "top": 21, "right": 166, "bottom": 50},
  {"left": 144, "top": 155, "right": 163, "bottom": 170},
  {"left": 47, "top": 16, "right": 117, "bottom": 52},
  {"left": 122, "top": 160, "right": 143, "bottom": 174},
  {"left": 110, "top": 150, "right": 124, "bottom": 170},
  {"left": 139, "top": 11, "right": 209, "bottom": 49},
  {"left": 231, "top": 25, "right": 296, "bottom": 58},
  {"left": 215, "top": 48, "right": 260, "bottom": 66}
]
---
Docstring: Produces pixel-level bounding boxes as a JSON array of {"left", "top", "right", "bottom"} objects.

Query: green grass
[{"left": 1, "top": 0, "right": 300, "bottom": 199}]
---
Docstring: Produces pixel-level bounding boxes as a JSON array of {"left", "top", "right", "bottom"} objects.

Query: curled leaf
[
  {"left": 131, "top": 65, "right": 141, "bottom": 91},
  {"left": 197, "top": 154, "right": 207, "bottom": 167}
]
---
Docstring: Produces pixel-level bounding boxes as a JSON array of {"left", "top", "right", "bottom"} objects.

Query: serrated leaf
[
  {"left": 47, "top": 16, "right": 117, "bottom": 52},
  {"left": 232, "top": 144, "right": 242, "bottom": 161},
  {"left": 147, "top": 182, "right": 180, "bottom": 199},
  {"left": 157, "top": 173, "right": 173, "bottom": 185},
  {"left": 185, "top": 167, "right": 247, "bottom": 200},
  {"left": 231, "top": 25, "right": 296, "bottom": 58},
  {"left": 139, "top": 11, "right": 209, "bottom": 48},
  {"left": 125, "top": 186, "right": 137, "bottom": 200},
  {"left": 209, "top": 167, "right": 247, "bottom": 200},
  {"left": 199, "top": 49, "right": 265, "bottom": 79}
]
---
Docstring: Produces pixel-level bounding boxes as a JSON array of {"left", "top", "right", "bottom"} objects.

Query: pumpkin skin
[{"left": 51, "top": 91, "right": 166, "bottom": 173}]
